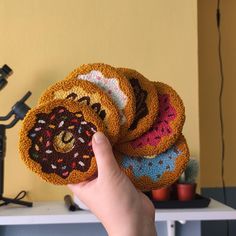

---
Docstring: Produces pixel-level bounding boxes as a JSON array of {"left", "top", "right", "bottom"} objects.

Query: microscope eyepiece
[
  {"left": 1, "top": 65, "right": 13, "bottom": 78},
  {"left": 0, "top": 64, "right": 13, "bottom": 91}
]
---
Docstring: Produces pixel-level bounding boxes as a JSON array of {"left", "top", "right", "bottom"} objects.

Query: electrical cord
[
  {"left": 0, "top": 190, "right": 27, "bottom": 207},
  {"left": 14, "top": 190, "right": 27, "bottom": 201},
  {"left": 217, "top": 0, "right": 227, "bottom": 205},
  {"left": 216, "top": 0, "right": 229, "bottom": 235}
]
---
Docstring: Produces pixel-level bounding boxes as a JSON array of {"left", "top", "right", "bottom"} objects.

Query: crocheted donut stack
[{"left": 19, "top": 63, "right": 189, "bottom": 191}]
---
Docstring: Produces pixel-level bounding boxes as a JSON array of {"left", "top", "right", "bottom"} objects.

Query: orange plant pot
[
  {"left": 177, "top": 183, "right": 197, "bottom": 201},
  {"left": 152, "top": 186, "right": 171, "bottom": 201}
]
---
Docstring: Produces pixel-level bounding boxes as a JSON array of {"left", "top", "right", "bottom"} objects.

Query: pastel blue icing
[{"left": 121, "top": 147, "right": 182, "bottom": 181}]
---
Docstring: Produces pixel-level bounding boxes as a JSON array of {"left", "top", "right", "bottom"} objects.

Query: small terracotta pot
[
  {"left": 152, "top": 186, "right": 171, "bottom": 201},
  {"left": 177, "top": 183, "right": 197, "bottom": 201}
]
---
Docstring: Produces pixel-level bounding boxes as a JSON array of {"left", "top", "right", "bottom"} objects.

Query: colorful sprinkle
[
  {"left": 35, "top": 127, "right": 42, "bottom": 131},
  {"left": 59, "top": 109, "right": 64, "bottom": 113},
  {"left": 49, "top": 124, "right": 56, "bottom": 129},
  {"left": 46, "top": 130, "right": 51, "bottom": 137},
  {"left": 39, "top": 137, "right": 43, "bottom": 142},
  {"left": 32, "top": 153, "right": 38, "bottom": 158},
  {"left": 71, "top": 162, "right": 76, "bottom": 168},
  {"left": 61, "top": 116, "right": 68, "bottom": 120},
  {"left": 58, "top": 159, "right": 63, "bottom": 163},
  {"left": 62, "top": 165, "right": 67, "bottom": 170},
  {"left": 68, "top": 125, "right": 75, "bottom": 129},
  {"left": 91, "top": 128, "right": 96, "bottom": 133},
  {"left": 78, "top": 127, "right": 82, "bottom": 133},
  {"left": 62, "top": 171, "right": 69, "bottom": 177},
  {"left": 83, "top": 155, "right": 90, "bottom": 159},
  {"left": 51, "top": 164, "right": 57, "bottom": 169},
  {"left": 58, "top": 121, "right": 64, "bottom": 128},
  {"left": 78, "top": 137, "right": 85, "bottom": 143},
  {"left": 78, "top": 161, "right": 85, "bottom": 167},
  {"left": 74, "top": 153, "right": 79, "bottom": 158},
  {"left": 71, "top": 119, "right": 78, "bottom": 123},
  {"left": 35, "top": 144, "right": 39, "bottom": 151},
  {"left": 38, "top": 120, "right": 45, "bottom": 124},
  {"left": 75, "top": 113, "right": 82, "bottom": 118},
  {"left": 46, "top": 141, "right": 50, "bottom": 147},
  {"left": 46, "top": 150, "right": 52, "bottom": 154},
  {"left": 30, "top": 133, "right": 36, "bottom": 138},
  {"left": 81, "top": 121, "right": 87, "bottom": 125},
  {"left": 86, "top": 131, "right": 91, "bottom": 136},
  {"left": 50, "top": 114, "right": 56, "bottom": 120}
]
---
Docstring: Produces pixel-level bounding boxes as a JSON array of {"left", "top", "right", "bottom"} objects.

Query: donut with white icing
[{"left": 65, "top": 63, "right": 135, "bottom": 138}]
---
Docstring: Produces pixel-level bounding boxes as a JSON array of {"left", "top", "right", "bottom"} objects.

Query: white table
[
  {"left": 0, "top": 199, "right": 235, "bottom": 236},
  {"left": 154, "top": 199, "right": 236, "bottom": 236}
]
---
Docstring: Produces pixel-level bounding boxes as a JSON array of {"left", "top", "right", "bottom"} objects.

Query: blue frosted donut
[{"left": 116, "top": 134, "right": 189, "bottom": 191}]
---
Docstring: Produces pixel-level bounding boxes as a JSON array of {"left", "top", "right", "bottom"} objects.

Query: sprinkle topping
[{"left": 28, "top": 106, "right": 98, "bottom": 178}]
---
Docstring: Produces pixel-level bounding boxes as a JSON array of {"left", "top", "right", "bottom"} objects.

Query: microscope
[{"left": 0, "top": 64, "right": 32, "bottom": 207}]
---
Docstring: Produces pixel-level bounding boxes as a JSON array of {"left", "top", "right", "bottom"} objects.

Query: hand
[{"left": 68, "top": 132, "right": 157, "bottom": 236}]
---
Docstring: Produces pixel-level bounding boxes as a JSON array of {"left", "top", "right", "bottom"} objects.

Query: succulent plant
[{"left": 178, "top": 159, "right": 199, "bottom": 184}]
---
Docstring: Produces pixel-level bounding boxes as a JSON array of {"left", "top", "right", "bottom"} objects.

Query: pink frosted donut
[{"left": 115, "top": 82, "right": 185, "bottom": 156}]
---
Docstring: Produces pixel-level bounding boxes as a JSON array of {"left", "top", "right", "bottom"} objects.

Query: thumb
[{"left": 92, "top": 132, "right": 120, "bottom": 179}]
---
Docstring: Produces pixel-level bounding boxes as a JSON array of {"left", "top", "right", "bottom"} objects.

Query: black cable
[
  {"left": 0, "top": 190, "right": 27, "bottom": 207},
  {"left": 216, "top": 0, "right": 226, "bottom": 205},
  {"left": 14, "top": 190, "right": 27, "bottom": 201},
  {"left": 0, "top": 202, "right": 7, "bottom": 207},
  {"left": 216, "top": 0, "right": 229, "bottom": 235}
]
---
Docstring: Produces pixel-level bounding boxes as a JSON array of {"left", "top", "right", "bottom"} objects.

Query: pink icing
[{"left": 130, "top": 94, "right": 177, "bottom": 148}]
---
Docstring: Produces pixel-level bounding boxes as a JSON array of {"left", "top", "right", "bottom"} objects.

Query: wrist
[{"left": 105, "top": 213, "right": 156, "bottom": 236}]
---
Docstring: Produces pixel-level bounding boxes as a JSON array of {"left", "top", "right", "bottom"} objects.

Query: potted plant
[
  {"left": 177, "top": 159, "right": 199, "bottom": 201},
  {"left": 152, "top": 186, "right": 171, "bottom": 201}
]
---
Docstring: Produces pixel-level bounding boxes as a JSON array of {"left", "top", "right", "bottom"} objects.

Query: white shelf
[
  {"left": 0, "top": 199, "right": 236, "bottom": 225},
  {"left": 155, "top": 199, "right": 236, "bottom": 221}
]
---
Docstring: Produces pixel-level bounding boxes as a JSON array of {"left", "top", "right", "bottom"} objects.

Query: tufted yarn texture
[{"left": 19, "top": 63, "right": 189, "bottom": 190}]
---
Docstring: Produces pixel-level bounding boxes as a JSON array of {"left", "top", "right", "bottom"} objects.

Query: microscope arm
[
  {"left": 0, "top": 110, "right": 14, "bottom": 121},
  {"left": 0, "top": 91, "right": 31, "bottom": 128},
  {"left": 5, "top": 117, "right": 20, "bottom": 129}
]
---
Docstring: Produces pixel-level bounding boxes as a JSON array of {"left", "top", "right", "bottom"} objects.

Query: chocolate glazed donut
[{"left": 28, "top": 106, "right": 97, "bottom": 178}]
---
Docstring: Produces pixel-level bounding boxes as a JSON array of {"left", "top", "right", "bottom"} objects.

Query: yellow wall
[
  {"left": 0, "top": 0, "right": 199, "bottom": 201},
  {"left": 199, "top": 0, "right": 236, "bottom": 187}
]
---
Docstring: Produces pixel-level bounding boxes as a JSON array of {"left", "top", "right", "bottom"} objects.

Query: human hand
[{"left": 68, "top": 132, "right": 157, "bottom": 236}]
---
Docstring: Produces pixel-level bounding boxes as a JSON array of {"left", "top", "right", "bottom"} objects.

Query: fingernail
[{"left": 93, "top": 132, "right": 106, "bottom": 144}]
